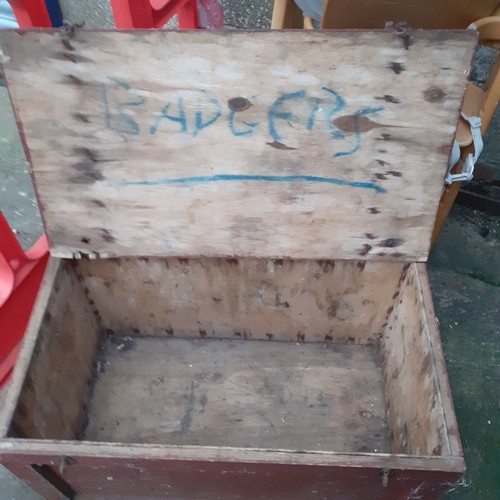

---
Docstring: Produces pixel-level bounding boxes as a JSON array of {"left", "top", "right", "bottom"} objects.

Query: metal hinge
[{"left": 445, "top": 113, "right": 483, "bottom": 185}]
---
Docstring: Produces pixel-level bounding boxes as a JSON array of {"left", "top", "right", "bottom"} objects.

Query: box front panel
[{"left": 2, "top": 452, "right": 461, "bottom": 500}]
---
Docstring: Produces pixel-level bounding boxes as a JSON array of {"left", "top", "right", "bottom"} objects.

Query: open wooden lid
[{"left": 0, "top": 30, "right": 476, "bottom": 261}]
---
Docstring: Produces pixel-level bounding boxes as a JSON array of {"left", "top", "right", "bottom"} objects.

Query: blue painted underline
[{"left": 118, "top": 174, "right": 386, "bottom": 193}]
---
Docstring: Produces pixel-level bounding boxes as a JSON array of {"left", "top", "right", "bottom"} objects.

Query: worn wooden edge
[
  {"left": 2, "top": 461, "right": 63, "bottom": 500},
  {"left": 0, "top": 439, "right": 465, "bottom": 472},
  {"left": 0, "top": 257, "right": 61, "bottom": 438},
  {"left": 414, "top": 263, "right": 464, "bottom": 461}
]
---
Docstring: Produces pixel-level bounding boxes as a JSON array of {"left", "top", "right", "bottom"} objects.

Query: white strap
[{"left": 445, "top": 113, "right": 483, "bottom": 185}]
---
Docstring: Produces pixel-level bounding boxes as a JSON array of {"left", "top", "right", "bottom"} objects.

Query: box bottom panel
[{"left": 84, "top": 337, "right": 390, "bottom": 453}]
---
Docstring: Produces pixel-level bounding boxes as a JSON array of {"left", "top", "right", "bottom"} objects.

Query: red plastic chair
[
  {"left": 7, "top": 0, "right": 52, "bottom": 28},
  {"left": 0, "top": 212, "right": 48, "bottom": 387},
  {"left": 110, "top": 0, "right": 198, "bottom": 29}
]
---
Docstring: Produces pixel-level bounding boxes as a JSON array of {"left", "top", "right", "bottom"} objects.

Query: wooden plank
[
  {"left": 85, "top": 337, "right": 389, "bottom": 453},
  {"left": 0, "top": 258, "right": 60, "bottom": 438},
  {"left": 379, "top": 264, "right": 463, "bottom": 462},
  {"left": 0, "top": 30, "right": 475, "bottom": 261},
  {"left": 414, "top": 263, "right": 462, "bottom": 457},
  {"left": 7, "top": 260, "right": 102, "bottom": 441},
  {"left": 2, "top": 451, "right": 461, "bottom": 500},
  {"left": 75, "top": 258, "right": 404, "bottom": 344},
  {"left": 0, "top": 438, "right": 466, "bottom": 471},
  {"left": 320, "top": 0, "right": 498, "bottom": 29}
]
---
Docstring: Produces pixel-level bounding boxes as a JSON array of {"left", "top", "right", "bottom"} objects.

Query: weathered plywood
[
  {"left": 7, "top": 260, "right": 102, "bottom": 440},
  {"left": 380, "top": 263, "right": 456, "bottom": 457},
  {"left": 0, "top": 30, "right": 476, "bottom": 260},
  {"left": 85, "top": 337, "right": 389, "bottom": 453},
  {"left": 75, "top": 257, "right": 405, "bottom": 344}
]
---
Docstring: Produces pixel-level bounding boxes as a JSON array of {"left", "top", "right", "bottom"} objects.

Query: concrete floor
[{"left": 0, "top": 2, "right": 499, "bottom": 498}]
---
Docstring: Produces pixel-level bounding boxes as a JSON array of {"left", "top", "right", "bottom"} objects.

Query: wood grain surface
[
  {"left": 85, "top": 337, "right": 389, "bottom": 453},
  {"left": 75, "top": 257, "right": 405, "bottom": 344},
  {"left": 0, "top": 30, "right": 476, "bottom": 260}
]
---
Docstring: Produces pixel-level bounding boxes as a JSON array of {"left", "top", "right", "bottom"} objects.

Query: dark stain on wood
[
  {"left": 433, "top": 444, "right": 443, "bottom": 456},
  {"left": 71, "top": 147, "right": 103, "bottom": 183},
  {"left": 324, "top": 334, "right": 333, "bottom": 342},
  {"left": 389, "top": 62, "right": 405, "bottom": 74},
  {"left": 166, "top": 327, "right": 173, "bottom": 336},
  {"left": 380, "top": 133, "right": 391, "bottom": 141},
  {"left": 266, "top": 141, "right": 296, "bottom": 150},
  {"left": 334, "top": 115, "right": 390, "bottom": 134},
  {"left": 387, "top": 170, "right": 402, "bottom": 177},
  {"left": 199, "top": 329, "right": 207, "bottom": 339},
  {"left": 265, "top": 333, "right": 273, "bottom": 340},
  {"left": 74, "top": 146, "right": 97, "bottom": 162},
  {"left": 379, "top": 238, "right": 402, "bottom": 248},
  {"left": 275, "top": 293, "right": 290, "bottom": 308},
  {"left": 327, "top": 300, "right": 340, "bottom": 318},
  {"left": 376, "top": 159, "right": 387, "bottom": 166},
  {"left": 66, "top": 74, "right": 82, "bottom": 85},
  {"left": 357, "top": 261, "right": 366, "bottom": 271},
  {"left": 273, "top": 259, "right": 284, "bottom": 267},
  {"left": 359, "top": 244, "right": 372, "bottom": 256},
  {"left": 179, "top": 258, "right": 189, "bottom": 265},
  {"left": 61, "top": 38, "right": 75, "bottom": 51},
  {"left": 180, "top": 382, "right": 196, "bottom": 433},
  {"left": 375, "top": 173, "right": 388, "bottom": 180},
  {"left": 71, "top": 161, "right": 103, "bottom": 184},
  {"left": 91, "top": 199, "right": 106, "bottom": 208},
  {"left": 234, "top": 331, "right": 241, "bottom": 338},
  {"left": 297, "top": 332, "right": 305, "bottom": 343},
  {"left": 101, "top": 228, "right": 115, "bottom": 242},
  {"left": 375, "top": 95, "right": 401, "bottom": 104},
  {"left": 424, "top": 86, "right": 446, "bottom": 103},
  {"left": 317, "top": 259, "right": 335, "bottom": 273},
  {"left": 226, "top": 258, "right": 238, "bottom": 265},
  {"left": 228, "top": 97, "right": 252, "bottom": 112},
  {"left": 385, "top": 305, "right": 395, "bottom": 319},
  {"left": 369, "top": 207, "right": 380, "bottom": 214},
  {"left": 74, "top": 112, "right": 90, "bottom": 123},
  {"left": 365, "top": 233, "right": 376, "bottom": 240},
  {"left": 80, "top": 237, "right": 90, "bottom": 244}
]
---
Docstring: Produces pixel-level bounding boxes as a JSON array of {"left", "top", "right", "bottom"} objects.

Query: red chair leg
[
  {"left": 178, "top": 0, "right": 198, "bottom": 28},
  {"left": 110, "top": 0, "right": 199, "bottom": 29},
  {"left": 7, "top": 0, "right": 52, "bottom": 28},
  {"left": 109, "top": 0, "right": 154, "bottom": 29}
]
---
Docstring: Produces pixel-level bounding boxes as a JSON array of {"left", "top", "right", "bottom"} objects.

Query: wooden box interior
[{"left": 7, "top": 257, "right": 456, "bottom": 459}]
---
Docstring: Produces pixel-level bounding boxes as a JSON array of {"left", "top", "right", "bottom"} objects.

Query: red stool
[
  {"left": 110, "top": 0, "right": 198, "bottom": 29},
  {"left": 0, "top": 212, "right": 48, "bottom": 387},
  {"left": 7, "top": 0, "right": 52, "bottom": 28}
]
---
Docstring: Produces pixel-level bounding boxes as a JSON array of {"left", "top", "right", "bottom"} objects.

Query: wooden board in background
[{"left": 0, "top": 30, "right": 476, "bottom": 260}]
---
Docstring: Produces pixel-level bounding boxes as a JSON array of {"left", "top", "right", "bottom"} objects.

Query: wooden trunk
[{"left": 0, "top": 29, "right": 475, "bottom": 499}]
